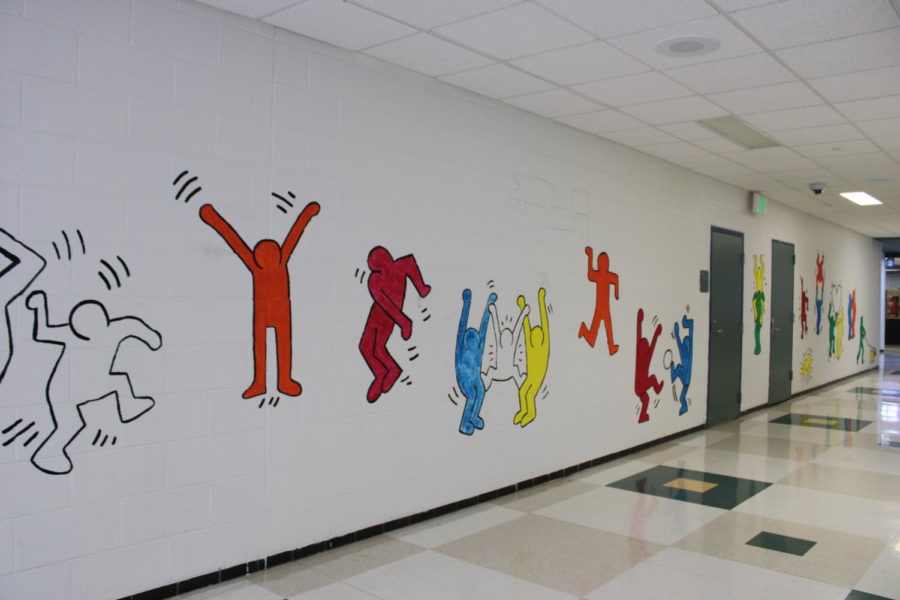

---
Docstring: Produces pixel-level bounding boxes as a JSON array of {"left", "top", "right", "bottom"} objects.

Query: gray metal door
[
  {"left": 708, "top": 227, "right": 743, "bottom": 426},
  {"left": 768, "top": 240, "right": 794, "bottom": 404}
]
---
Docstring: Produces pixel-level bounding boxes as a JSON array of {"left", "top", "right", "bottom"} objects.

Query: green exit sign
[{"left": 752, "top": 192, "right": 767, "bottom": 214}]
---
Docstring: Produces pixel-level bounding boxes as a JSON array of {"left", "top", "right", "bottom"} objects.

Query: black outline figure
[
  {"left": 483, "top": 300, "right": 528, "bottom": 391},
  {"left": 0, "top": 229, "right": 46, "bottom": 383},
  {"left": 26, "top": 291, "right": 162, "bottom": 474}
]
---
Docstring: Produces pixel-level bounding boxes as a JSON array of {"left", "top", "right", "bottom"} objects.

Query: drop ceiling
[{"left": 197, "top": 0, "right": 900, "bottom": 238}]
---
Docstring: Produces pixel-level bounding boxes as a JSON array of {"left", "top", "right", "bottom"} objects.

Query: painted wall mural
[
  {"left": 857, "top": 316, "right": 868, "bottom": 364},
  {"left": 455, "top": 289, "right": 496, "bottom": 435},
  {"left": 25, "top": 292, "right": 162, "bottom": 474},
  {"left": 751, "top": 254, "right": 765, "bottom": 355},
  {"left": 515, "top": 288, "right": 550, "bottom": 428},
  {"left": 358, "top": 246, "right": 431, "bottom": 403},
  {"left": 198, "top": 199, "right": 320, "bottom": 399},
  {"left": 800, "top": 277, "right": 809, "bottom": 339},
  {"left": 663, "top": 307, "right": 694, "bottom": 416},
  {"left": 848, "top": 289, "right": 857, "bottom": 340},
  {"left": 800, "top": 348, "right": 813, "bottom": 385},
  {"left": 0, "top": 229, "right": 162, "bottom": 475},
  {"left": 815, "top": 253, "right": 825, "bottom": 335},
  {"left": 634, "top": 309, "right": 664, "bottom": 423},
  {"left": 578, "top": 247, "right": 619, "bottom": 355}
]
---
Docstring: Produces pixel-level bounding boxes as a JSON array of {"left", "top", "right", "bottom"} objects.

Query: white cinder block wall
[{"left": 0, "top": 1, "right": 883, "bottom": 598}]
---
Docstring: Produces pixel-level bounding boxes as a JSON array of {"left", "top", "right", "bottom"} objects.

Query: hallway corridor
[{"left": 172, "top": 356, "right": 900, "bottom": 600}]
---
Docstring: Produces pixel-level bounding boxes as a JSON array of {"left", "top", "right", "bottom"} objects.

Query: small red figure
[
  {"left": 199, "top": 201, "right": 320, "bottom": 399},
  {"left": 634, "top": 308, "right": 663, "bottom": 423},
  {"left": 800, "top": 277, "right": 809, "bottom": 339},
  {"left": 359, "top": 247, "right": 431, "bottom": 403},
  {"left": 578, "top": 246, "right": 619, "bottom": 355}
]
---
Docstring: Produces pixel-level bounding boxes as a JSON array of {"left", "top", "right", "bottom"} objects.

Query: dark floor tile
[
  {"left": 606, "top": 464, "right": 771, "bottom": 510},
  {"left": 770, "top": 413, "right": 872, "bottom": 431},
  {"left": 845, "top": 591, "right": 896, "bottom": 600},
  {"left": 746, "top": 530, "right": 816, "bottom": 556},
  {"left": 851, "top": 386, "right": 900, "bottom": 398}
]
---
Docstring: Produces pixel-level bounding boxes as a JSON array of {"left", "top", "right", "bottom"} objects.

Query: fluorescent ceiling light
[
  {"left": 697, "top": 116, "right": 779, "bottom": 150},
  {"left": 840, "top": 191, "right": 882, "bottom": 206}
]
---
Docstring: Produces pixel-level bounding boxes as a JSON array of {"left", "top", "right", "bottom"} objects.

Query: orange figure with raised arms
[
  {"left": 578, "top": 247, "right": 619, "bottom": 355},
  {"left": 200, "top": 201, "right": 320, "bottom": 398}
]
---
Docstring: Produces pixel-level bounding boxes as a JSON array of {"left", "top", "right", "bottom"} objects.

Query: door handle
[{"left": 713, "top": 328, "right": 724, "bottom": 334}]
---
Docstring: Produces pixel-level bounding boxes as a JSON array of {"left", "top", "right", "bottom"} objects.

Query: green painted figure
[
  {"left": 752, "top": 255, "right": 765, "bottom": 355},
  {"left": 857, "top": 317, "right": 867, "bottom": 364}
]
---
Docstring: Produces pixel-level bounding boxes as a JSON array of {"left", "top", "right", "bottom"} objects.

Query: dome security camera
[{"left": 809, "top": 182, "right": 825, "bottom": 195}]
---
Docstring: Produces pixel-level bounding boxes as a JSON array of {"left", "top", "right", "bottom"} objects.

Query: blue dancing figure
[
  {"left": 456, "top": 289, "right": 497, "bottom": 435},
  {"left": 670, "top": 315, "right": 694, "bottom": 416}
]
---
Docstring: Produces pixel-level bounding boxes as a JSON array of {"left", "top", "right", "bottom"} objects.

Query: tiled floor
[{"left": 177, "top": 354, "right": 900, "bottom": 600}]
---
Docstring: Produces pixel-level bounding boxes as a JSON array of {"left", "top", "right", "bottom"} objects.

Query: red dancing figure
[
  {"left": 634, "top": 308, "right": 663, "bottom": 423},
  {"left": 800, "top": 277, "right": 809, "bottom": 339},
  {"left": 359, "top": 246, "right": 431, "bottom": 403},
  {"left": 578, "top": 246, "right": 619, "bottom": 355},
  {"left": 199, "top": 201, "right": 320, "bottom": 399}
]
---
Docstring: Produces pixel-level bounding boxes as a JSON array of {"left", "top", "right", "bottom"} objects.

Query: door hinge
[
  {"left": 792, "top": 254, "right": 796, "bottom": 265},
  {"left": 737, "top": 391, "right": 742, "bottom": 405},
  {"left": 789, "top": 370, "right": 793, "bottom": 381},
  {"left": 741, "top": 253, "right": 745, "bottom": 265}
]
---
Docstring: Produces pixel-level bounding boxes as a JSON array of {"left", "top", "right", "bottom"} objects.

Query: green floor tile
[
  {"left": 769, "top": 413, "right": 872, "bottom": 431},
  {"left": 746, "top": 530, "right": 816, "bottom": 556},
  {"left": 845, "top": 591, "right": 896, "bottom": 600},
  {"left": 606, "top": 465, "right": 771, "bottom": 510},
  {"left": 851, "top": 386, "right": 900, "bottom": 398}
]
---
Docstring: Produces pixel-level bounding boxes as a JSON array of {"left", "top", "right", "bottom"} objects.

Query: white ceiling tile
[
  {"left": 658, "top": 122, "right": 721, "bottom": 140},
  {"left": 725, "top": 146, "right": 807, "bottom": 165},
  {"left": 503, "top": 88, "right": 602, "bottom": 117},
  {"left": 776, "top": 27, "right": 900, "bottom": 78},
  {"left": 556, "top": 110, "right": 647, "bottom": 133},
  {"left": 741, "top": 105, "right": 847, "bottom": 133},
  {"left": 263, "top": 0, "right": 416, "bottom": 51},
  {"left": 754, "top": 158, "right": 823, "bottom": 172},
  {"left": 769, "top": 167, "right": 842, "bottom": 184},
  {"left": 807, "top": 66, "right": 900, "bottom": 103},
  {"left": 620, "top": 95, "right": 728, "bottom": 124},
  {"left": 713, "top": 0, "right": 782, "bottom": 10},
  {"left": 639, "top": 141, "right": 711, "bottom": 159},
  {"left": 664, "top": 53, "right": 796, "bottom": 94},
  {"left": 858, "top": 117, "right": 900, "bottom": 138},
  {"left": 572, "top": 72, "right": 692, "bottom": 107},
  {"left": 364, "top": 33, "right": 493, "bottom": 76},
  {"left": 510, "top": 41, "right": 648, "bottom": 86},
  {"left": 873, "top": 135, "right": 900, "bottom": 151},
  {"left": 673, "top": 153, "right": 741, "bottom": 168},
  {"left": 707, "top": 82, "right": 822, "bottom": 114},
  {"left": 794, "top": 139, "right": 882, "bottom": 158},
  {"left": 438, "top": 64, "right": 555, "bottom": 99},
  {"left": 692, "top": 137, "right": 747, "bottom": 153},
  {"left": 434, "top": 3, "right": 592, "bottom": 60},
  {"left": 692, "top": 163, "right": 760, "bottom": 177},
  {"left": 835, "top": 95, "right": 900, "bottom": 122},
  {"left": 772, "top": 124, "right": 864, "bottom": 145},
  {"left": 609, "top": 16, "right": 764, "bottom": 70},
  {"left": 349, "top": 0, "right": 523, "bottom": 29},
  {"left": 534, "top": 0, "right": 716, "bottom": 38},
  {"left": 814, "top": 152, "right": 898, "bottom": 170},
  {"left": 730, "top": 0, "right": 900, "bottom": 50},
  {"left": 600, "top": 127, "right": 681, "bottom": 146},
  {"left": 195, "top": 0, "right": 302, "bottom": 19}
]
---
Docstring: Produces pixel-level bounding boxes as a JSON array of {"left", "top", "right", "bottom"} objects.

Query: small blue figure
[
  {"left": 815, "top": 297, "right": 823, "bottom": 335},
  {"left": 456, "top": 289, "right": 496, "bottom": 435},
  {"left": 670, "top": 315, "right": 693, "bottom": 416}
]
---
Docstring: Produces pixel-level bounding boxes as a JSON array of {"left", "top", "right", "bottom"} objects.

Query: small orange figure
[
  {"left": 578, "top": 246, "right": 619, "bottom": 355},
  {"left": 199, "top": 201, "right": 320, "bottom": 398}
]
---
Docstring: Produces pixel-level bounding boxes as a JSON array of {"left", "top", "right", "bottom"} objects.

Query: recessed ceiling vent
[
  {"left": 697, "top": 116, "right": 780, "bottom": 150},
  {"left": 655, "top": 35, "right": 721, "bottom": 57}
]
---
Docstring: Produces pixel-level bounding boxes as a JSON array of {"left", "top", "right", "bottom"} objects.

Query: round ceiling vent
[{"left": 655, "top": 35, "right": 721, "bottom": 57}]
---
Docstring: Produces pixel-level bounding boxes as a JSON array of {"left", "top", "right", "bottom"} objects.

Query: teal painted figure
[
  {"left": 857, "top": 316, "right": 867, "bottom": 364},
  {"left": 752, "top": 255, "right": 765, "bottom": 355},
  {"left": 456, "top": 289, "right": 496, "bottom": 436}
]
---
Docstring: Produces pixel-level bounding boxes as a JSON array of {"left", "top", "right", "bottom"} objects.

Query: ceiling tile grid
[{"left": 195, "top": 0, "right": 900, "bottom": 237}]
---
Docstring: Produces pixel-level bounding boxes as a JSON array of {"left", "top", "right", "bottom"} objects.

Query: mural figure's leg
[
  {"left": 274, "top": 322, "right": 301, "bottom": 396},
  {"left": 374, "top": 331, "right": 402, "bottom": 394},
  {"left": 459, "top": 383, "right": 478, "bottom": 435},
  {"left": 31, "top": 402, "right": 86, "bottom": 475},
  {"left": 243, "top": 320, "right": 267, "bottom": 399},
  {"left": 678, "top": 383, "right": 689, "bottom": 415},
  {"left": 577, "top": 319, "right": 597, "bottom": 347},
  {"left": 637, "top": 392, "right": 650, "bottom": 423},
  {"left": 359, "top": 321, "right": 388, "bottom": 403},
  {"left": 604, "top": 317, "right": 618, "bottom": 355},
  {"left": 521, "top": 384, "right": 538, "bottom": 427},
  {"left": 470, "top": 381, "right": 486, "bottom": 430},
  {"left": 110, "top": 374, "right": 155, "bottom": 422}
]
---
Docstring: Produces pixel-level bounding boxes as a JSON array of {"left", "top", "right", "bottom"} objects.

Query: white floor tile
[
  {"left": 535, "top": 486, "right": 725, "bottom": 545},
  {"left": 576, "top": 459, "right": 658, "bottom": 486},
  {"left": 660, "top": 447, "right": 802, "bottom": 482},
  {"left": 288, "top": 582, "right": 382, "bottom": 599},
  {"left": 177, "top": 580, "right": 284, "bottom": 600},
  {"left": 388, "top": 504, "right": 525, "bottom": 548},
  {"left": 734, "top": 483, "right": 900, "bottom": 541},
  {"left": 813, "top": 445, "right": 900, "bottom": 476},
  {"left": 854, "top": 531, "right": 900, "bottom": 598}
]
